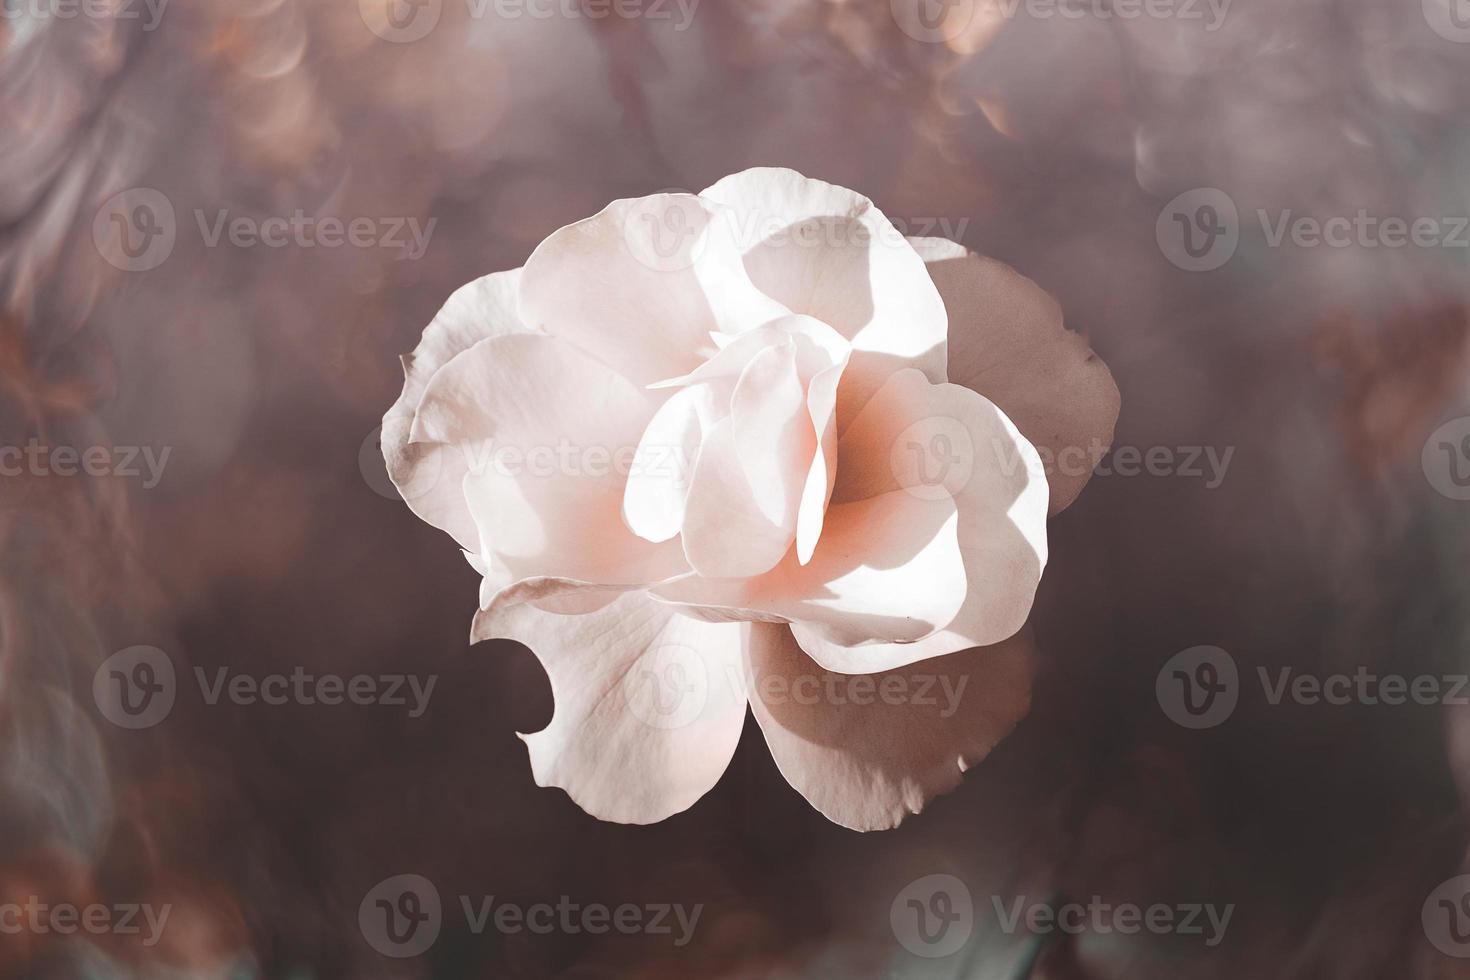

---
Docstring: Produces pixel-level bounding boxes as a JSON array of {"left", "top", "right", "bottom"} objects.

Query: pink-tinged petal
[
  {"left": 414, "top": 333, "right": 686, "bottom": 586},
  {"left": 646, "top": 327, "right": 777, "bottom": 391},
  {"left": 473, "top": 592, "right": 750, "bottom": 825},
  {"left": 680, "top": 416, "right": 796, "bottom": 581},
  {"left": 382, "top": 269, "right": 528, "bottom": 551},
  {"left": 731, "top": 343, "right": 815, "bottom": 527},
  {"left": 779, "top": 493, "right": 964, "bottom": 643},
  {"left": 746, "top": 623, "right": 1034, "bottom": 832},
  {"left": 803, "top": 369, "right": 1048, "bottom": 672},
  {"left": 909, "top": 237, "right": 1121, "bottom": 514},
  {"left": 654, "top": 490, "right": 966, "bottom": 646},
  {"left": 649, "top": 314, "right": 847, "bottom": 391},
  {"left": 795, "top": 360, "right": 843, "bottom": 565},
  {"left": 519, "top": 194, "right": 784, "bottom": 387},
  {"left": 699, "top": 168, "right": 947, "bottom": 429},
  {"left": 622, "top": 385, "right": 716, "bottom": 544}
]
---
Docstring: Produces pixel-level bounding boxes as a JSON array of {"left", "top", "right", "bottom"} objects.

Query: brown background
[{"left": 4, "top": 0, "right": 1470, "bottom": 976}]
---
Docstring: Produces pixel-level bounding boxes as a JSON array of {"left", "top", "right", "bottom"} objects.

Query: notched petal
[{"left": 474, "top": 592, "right": 750, "bottom": 825}]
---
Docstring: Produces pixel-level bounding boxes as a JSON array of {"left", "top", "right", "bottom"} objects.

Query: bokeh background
[{"left": 7, "top": 0, "right": 1470, "bottom": 975}]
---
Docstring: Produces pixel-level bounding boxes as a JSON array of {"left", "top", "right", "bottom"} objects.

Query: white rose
[{"left": 383, "top": 167, "right": 1118, "bottom": 830}]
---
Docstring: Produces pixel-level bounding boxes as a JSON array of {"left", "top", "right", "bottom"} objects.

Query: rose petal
[
  {"left": 746, "top": 623, "right": 1034, "bottom": 832},
  {"left": 479, "top": 574, "right": 640, "bottom": 617},
  {"left": 648, "top": 314, "right": 848, "bottom": 391},
  {"left": 799, "top": 368, "right": 1048, "bottom": 672},
  {"left": 413, "top": 333, "right": 686, "bottom": 585},
  {"left": 678, "top": 340, "right": 823, "bottom": 579},
  {"left": 463, "top": 489, "right": 515, "bottom": 610},
  {"left": 679, "top": 411, "right": 797, "bottom": 581},
  {"left": 795, "top": 360, "right": 844, "bottom": 565},
  {"left": 519, "top": 194, "right": 785, "bottom": 387},
  {"left": 382, "top": 269, "right": 528, "bottom": 551},
  {"left": 474, "top": 592, "right": 750, "bottom": 825},
  {"left": 654, "top": 489, "right": 966, "bottom": 646},
  {"left": 731, "top": 343, "right": 814, "bottom": 526},
  {"left": 643, "top": 314, "right": 846, "bottom": 568},
  {"left": 700, "top": 168, "right": 948, "bottom": 430},
  {"left": 622, "top": 384, "right": 716, "bottom": 544},
  {"left": 909, "top": 237, "right": 1121, "bottom": 514}
]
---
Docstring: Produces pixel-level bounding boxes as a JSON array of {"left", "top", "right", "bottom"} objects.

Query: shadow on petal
[{"left": 746, "top": 622, "right": 1035, "bottom": 832}]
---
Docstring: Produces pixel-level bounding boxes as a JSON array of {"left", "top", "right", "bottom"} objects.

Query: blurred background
[{"left": 6, "top": 0, "right": 1470, "bottom": 975}]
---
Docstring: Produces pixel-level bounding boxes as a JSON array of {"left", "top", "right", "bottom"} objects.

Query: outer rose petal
[
  {"left": 519, "top": 194, "right": 784, "bottom": 387},
  {"left": 473, "top": 592, "right": 750, "bottom": 825},
  {"left": 479, "top": 575, "right": 625, "bottom": 616},
  {"left": 909, "top": 237, "right": 1121, "bottom": 514},
  {"left": 412, "top": 333, "right": 686, "bottom": 586},
  {"left": 382, "top": 269, "right": 528, "bottom": 551},
  {"left": 746, "top": 623, "right": 1034, "bottom": 832},
  {"left": 700, "top": 168, "right": 947, "bottom": 430},
  {"left": 802, "top": 368, "right": 1049, "bottom": 673}
]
